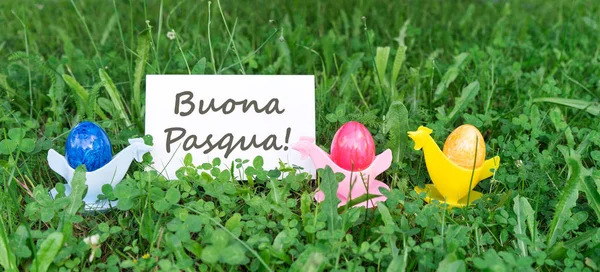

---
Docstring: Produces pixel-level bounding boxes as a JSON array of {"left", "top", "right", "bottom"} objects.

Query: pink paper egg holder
[{"left": 292, "top": 135, "right": 391, "bottom": 208}]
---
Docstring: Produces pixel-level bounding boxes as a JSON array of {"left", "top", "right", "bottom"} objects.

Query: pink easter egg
[{"left": 330, "top": 121, "right": 376, "bottom": 171}]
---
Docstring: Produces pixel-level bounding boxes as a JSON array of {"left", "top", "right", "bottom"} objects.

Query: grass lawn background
[{"left": 0, "top": 0, "right": 599, "bottom": 271}]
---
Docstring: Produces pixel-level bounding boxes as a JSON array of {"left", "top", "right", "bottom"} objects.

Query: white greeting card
[{"left": 145, "top": 75, "right": 316, "bottom": 179}]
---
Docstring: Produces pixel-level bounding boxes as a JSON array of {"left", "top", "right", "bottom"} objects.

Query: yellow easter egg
[{"left": 442, "top": 124, "right": 486, "bottom": 169}]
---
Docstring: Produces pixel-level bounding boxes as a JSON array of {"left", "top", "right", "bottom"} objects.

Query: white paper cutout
[{"left": 48, "top": 138, "right": 152, "bottom": 211}]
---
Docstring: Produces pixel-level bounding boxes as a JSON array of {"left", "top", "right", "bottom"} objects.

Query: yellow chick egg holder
[{"left": 408, "top": 126, "right": 500, "bottom": 208}]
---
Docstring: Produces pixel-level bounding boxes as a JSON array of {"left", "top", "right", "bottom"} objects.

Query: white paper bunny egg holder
[{"left": 48, "top": 138, "right": 152, "bottom": 211}]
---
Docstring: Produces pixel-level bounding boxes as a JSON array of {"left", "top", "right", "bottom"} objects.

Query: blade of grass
[
  {"left": 390, "top": 45, "right": 407, "bottom": 100},
  {"left": 218, "top": 18, "right": 239, "bottom": 71},
  {"left": 434, "top": 52, "right": 469, "bottom": 101},
  {"left": 384, "top": 101, "right": 409, "bottom": 164},
  {"left": 484, "top": 61, "right": 496, "bottom": 115},
  {"left": 375, "top": 46, "right": 390, "bottom": 90},
  {"left": 351, "top": 74, "right": 369, "bottom": 109},
  {"left": 219, "top": 28, "right": 280, "bottom": 73},
  {"left": 0, "top": 74, "right": 15, "bottom": 98},
  {"left": 174, "top": 32, "right": 191, "bottom": 74},
  {"left": 99, "top": 69, "right": 132, "bottom": 127},
  {"left": 339, "top": 53, "right": 364, "bottom": 97},
  {"left": 548, "top": 228, "right": 600, "bottom": 260},
  {"left": 362, "top": 17, "right": 386, "bottom": 108},
  {"left": 155, "top": 0, "right": 163, "bottom": 73},
  {"left": 69, "top": 0, "right": 103, "bottom": 67},
  {"left": 547, "top": 146, "right": 582, "bottom": 248},
  {"left": 11, "top": 10, "right": 32, "bottom": 117},
  {"left": 207, "top": 1, "right": 217, "bottom": 74},
  {"left": 217, "top": 0, "right": 245, "bottom": 74},
  {"left": 100, "top": 14, "right": 118, "bottom": 46},
  {"left": 112, "top": 0, "right": 133, "bottom": 100},
  {"left": 63, "top": 74, "right": 88, "bottom": 116},
  {"left": 580, "top": 175, "right": 600, "bottom": 224},
  {"left": 0, "top": 216, "right": 17, "bottom": 272},
  {"left": 192, "top": 58, "right": 206, "bottom": 75},
  {"left": 533, "top": 97, "right": 599, "bottom": 116},
  {"left": 513, "top": 195, "right": 534, "bottom": 256},
  {"left": 133, "top": 30, "right": 151, "bottom": 126},
  {"left": 336, "top": 192, "right": 382, "bottom": 213},
  {"left": 561, "top": 70, "right": 598, "bottom": 99},
  {"left": 65, "top": 166, "right": 86, "bottom": 217},
  {"left": 320, "top": 166, "right": 341, "bottom": 233},
  {"left": 446, "top": 81, "right": 480, "bottom": 122}
]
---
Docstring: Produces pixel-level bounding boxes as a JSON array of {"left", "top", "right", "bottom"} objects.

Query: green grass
[{"left": 1, "top": 0, "right": 600, "bottom": 271}]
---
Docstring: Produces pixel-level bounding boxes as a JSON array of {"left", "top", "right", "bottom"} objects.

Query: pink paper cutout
[{"left": 292, "top": 136, "right": 391, "bottom": 208}]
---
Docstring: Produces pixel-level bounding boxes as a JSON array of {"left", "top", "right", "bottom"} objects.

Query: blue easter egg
[{"left": 65, "top": 121, "right": 112, "bottom": 172}]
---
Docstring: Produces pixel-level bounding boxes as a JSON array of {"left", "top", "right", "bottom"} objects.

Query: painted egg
[
  {"left": 443, "top": 124, "right": 486, "bottom": 169},
  {"left": 330, "top": 121, "right": 376, "bottom": 171},
  {"left": 65, "top": 121, "right": 112, "bottom": 172}
]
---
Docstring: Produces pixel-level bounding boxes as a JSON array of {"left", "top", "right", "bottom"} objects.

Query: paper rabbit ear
[
  {"left": 47, "top": 149, "right": 74, "bottom": 181},
  {"left": 298, "top": 136, "right": 315, "bottom": 142},
  {"left": 134, "top": 146, "right": 153, "bottom": 162},
  {"left": 128, "top": 138, "right": 145, "bottom": 145}
]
